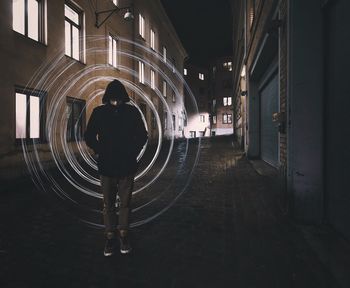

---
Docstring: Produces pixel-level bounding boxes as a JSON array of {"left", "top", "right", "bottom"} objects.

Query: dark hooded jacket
[{"left": 84, "top": 80, "right": 148, "bottom": 177}]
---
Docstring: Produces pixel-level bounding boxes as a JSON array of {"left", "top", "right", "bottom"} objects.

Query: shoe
[
  {"left": 119, "top": 235, "right": 132, "bottom": 254},
  {"left": 104, "top": 238, "right": 117, "bottom": 256}
]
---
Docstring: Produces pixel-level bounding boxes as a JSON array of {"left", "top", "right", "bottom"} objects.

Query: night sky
[{"left": 161, "top": 0, "right": 233, "bottom": 67}]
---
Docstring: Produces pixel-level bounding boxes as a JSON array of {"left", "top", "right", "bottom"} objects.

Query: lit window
[
  {"left": 65, "top": 3, "right": 83, "bottom": 61},
  {"left": 15, "top": 88, "right": 45, "bottom": 141},
  {"left": 223, "top": 97, "right": 228, "bottom": 106},
  {"left": 151, "top": 69, "right": 156, "bottom": 90},
  {"left": 200, "top": 115, "right": 205, "bottom": 123},
  {"left": 164, "top": 112, "right": 167, "bottom": 129},
  {"left": 139, "top": 14, "right": 145, "bottom": 38},
  {"left": 212, "top": 115, "right": 217, "bottom": 124},
  {"left": 223, "top": 113, "right": 232, "bottom": 124},
  {"left": 66, "top": 97, "right": 86, "bottom": 142},
  {"left": 228, "top": 97, "right": 232, "bottom": 106},
  {"left": 112, "top": 0, "right": 118, "bottom": 6},
  {"left": 163, "top": 46, "right": 167, "bottom": 63},
  {"left": 184, "top": 68, "right": 187, "bottom": 75},
  {"left": 13, "top": 0, "right": 45, "bottom": 42},
  {"left": 162, "top": 80, "right": 167, "bottom": 97},
  {"left": 150, "top": 29, "right": 155, "bottom": 50},
  {"left": 223, "top": 62, "right": 233, "bottom": 71},
  {"left": 108, "top": 34, "right": 118, "bottom": 68},
  {"left": 172, "top": 91, "right": 176, "bottom": 103},
  {"left": 139, "top": 61, "right": 145, "bottom": 84},
  {"left": 199, "top": 73, "right": 205, "bottom": 80}
]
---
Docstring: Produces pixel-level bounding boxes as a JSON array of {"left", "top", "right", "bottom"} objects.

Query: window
[
  {"left": 172, "top": 114, "right": 176, "bottom": 130},
  {"left": 213, "top": 99, "right": 217, "bottom": 109},
  {"left": 200, "top": 115, "right": 205, "bottom": 123},
  {"left": 223, "top": 113, "right": 232, "bottom": 124},
  {"left": 163, "top": 46, "right": 167, "bottom": 62},
  {"left": 138, "top": 61, "right": 145, "bottom": 84},
  {"left": 178, "top": 116, "right": 183, "bottom": 131},
  {"left": 65, "top": 3, "right": 83, "bottom": 61},
  {"left": 162, "top": 80, "right": 167, "bottom": 97},
  {"left": 66, "top": 97, "right": 85, "bottom": 142},
  {"left": 108, "top": 34, "right": 118, "bottom": 68},
  {"left": 164, "top": 112, "right": 167, "bottom": 130},
  {"left": 212, "top": 115, "right": 217, "bottom": 124},
  {"left": 171, "top": 57, "right": 176, "bottom": 73},
  {"left": 190, "top": 131, "right": 196, "bottom": 138},
  {"left": 150, "top": 29, "right": 155, "bottom": 50},
  {"left": 13, "top": 0, "right": 46, "bottom": 42},
  {"left": 199, "top": 73, "right": 205, "bottom": 80},
  {"left": 223, "top": 97, "right": 232, "bottom": 106},
  {"left": 150, "top": 69, "right": 156, "bottom": 90},
  {"left": 172, "top": 91, "right": 176, "bottom": 103},
  {"left": 15, "top": 88, "right": 46, "bottom": 141},
  {"left": 139, "top": 14, "right": 145, "bottom": 38},
  {"left": 223, "top": 62, "right": 233, "bottom": 71},
  {"left": 112, "top": 0, "right": 118, "bottom": 6},
  {"left": 184, "top": 68, "right": 187, "bottom": 75}
]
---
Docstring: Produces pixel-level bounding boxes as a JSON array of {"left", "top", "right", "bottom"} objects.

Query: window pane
[
  {"left": 13, "top": 0, "right": 25, "bottom": 34},
  {"left": 228, "top": 97, "right": 232, "bottom": 106},
  {"left": 16, "top": 93, "right": 27, "bottom": 138},
  {"left": 30, "top": 96, "right": 40, "bottom": 138},
  {"left": 65, "top": 21, "right": 71, "bottom": 56},
  {"left": 108, "top": 35, "right": 112, "bottom": 65},
  {"left": 113, "top": 38, "right": 117, "bottom": 67},
  {"left": 65, "top": 4, "right": 79, "bottom": 25},
  {"left": 28, "top": 0, "right": 39, "bottom": 41},
  {"left": 72, "top": 26, "right": 79, "bottom": 60}
]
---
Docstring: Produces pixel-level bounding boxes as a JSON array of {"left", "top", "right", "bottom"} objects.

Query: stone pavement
[{"left": 0, "top": 136, "right": 345, "bottom": 288}]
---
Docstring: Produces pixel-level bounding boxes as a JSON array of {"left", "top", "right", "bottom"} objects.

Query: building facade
[
  {"left": 209, "top": 57, "right": 234, "bottom": 136},
  {"left": 183, "top": 64, "right": 210, "bottom": 138},
  {"left": 0, "top": 0, "right": 187, "bottom": 179},
  {"left": 231, "top": 0, "right": 350, "bottom": 240}
]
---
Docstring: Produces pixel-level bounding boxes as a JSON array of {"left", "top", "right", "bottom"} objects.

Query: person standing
[{"left": 84, "top": 80, "right": 148, "bottom": 256}]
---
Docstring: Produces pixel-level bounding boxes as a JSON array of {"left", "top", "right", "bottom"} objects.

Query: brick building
[
  {"left": 231, "top": 0, "right": 350, "bottom": 239},
  {"left": 209, "top": 57, "right": 234, "bottom": 136},
  {"left": 183, "top": 64, "right": 210, "bottom": 138},
  {"left": 0, "top": 0, "right": 187, "bottom": 179}
]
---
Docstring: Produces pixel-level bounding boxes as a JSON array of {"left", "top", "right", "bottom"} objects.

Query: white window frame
[
  {"left": 228, "top": 96, "right": 232, "bottom": 106},
  {"left": 139, "top": 13, "right": 145, "bottom": 38},
  {"left": 199, "top": 73, "right": 205, "bottom": 80},
  {"left": 184, "top": 68, "right": 188, "bottom": 75},
  {"left": 112, "top": 0, "right": 118, "bottom": 6},
  {"left": 223, "top": 97, "right": 228, "bottom": 106},
  {"left": 139, "top": 61, "right": 145, "bottom": 84}
]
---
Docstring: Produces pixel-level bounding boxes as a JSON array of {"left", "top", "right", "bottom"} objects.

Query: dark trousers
[{"left": 100, "top": 175, "right": 134, "bottom": 239}]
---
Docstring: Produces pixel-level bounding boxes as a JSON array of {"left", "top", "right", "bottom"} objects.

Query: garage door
[{"left": 260, "top": 73, "right": 279, "bottom": 167}]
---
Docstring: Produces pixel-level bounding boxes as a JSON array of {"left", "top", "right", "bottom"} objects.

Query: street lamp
[{"left": 95, "top": 6, "right": 134, "bottom": 28}]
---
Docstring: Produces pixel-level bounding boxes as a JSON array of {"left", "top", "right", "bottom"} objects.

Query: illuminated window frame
[
  {"left": 199, "top": 73, "right": 205, "bottom": 80},
  {"left": 150, "top": 69, "right": 156, "bottom": 90},
  {"left": 112, "top": 0, "right": 118, "bottom": 6},
  {"left": 15, "top": 87, "right": 46, "bottom": 143},
  {"left": 163, "top": 46, "right": 167, "bottom": 63},
  {"left": 162, "top": 80, "right": 167, "bottom": 97},
  {"left": 65, "top": 2, "right": 84, "bottom": 62},
  {"left": 139, "top": 14, "right": 145, "bottom": 38},
  {"left": 184, "top": 68, "right": 188, "bottom": 75},
  {"left": 108, "top": 34, "right": 119, "bottom": 68},
  {"left": 12, "top": 0, "right": 46, "bottom": 43},
  {"left": 150, "top": 29, "right": 155, "bottom": 50},
  {"left": 139, "top": 61, "right": 145, "bottom": 84}
]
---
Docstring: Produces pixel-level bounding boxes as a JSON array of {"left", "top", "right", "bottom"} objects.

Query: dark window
[{"left": 66, "top": 97, "right": 85, "bottom": 142}]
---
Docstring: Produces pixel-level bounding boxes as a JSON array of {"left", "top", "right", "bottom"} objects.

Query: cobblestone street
[{"left": 0, "top": 137, "right": 343, "bottom": 288}]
